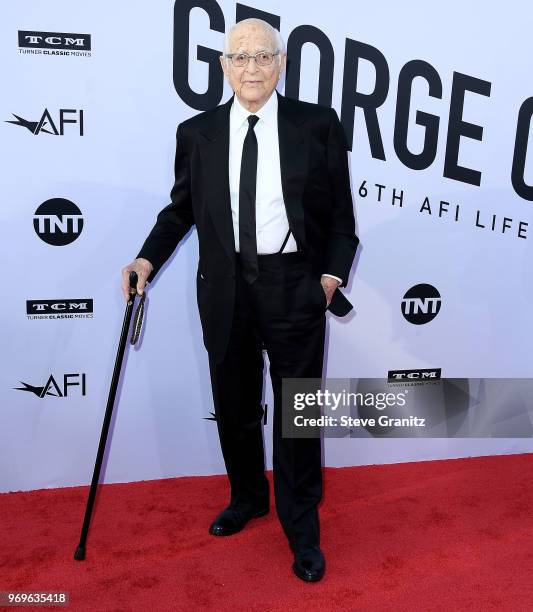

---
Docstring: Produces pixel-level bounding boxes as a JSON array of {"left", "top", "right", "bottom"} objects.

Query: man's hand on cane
[{"left": 121, "top": 258, "right": 153, "bottom": 301}]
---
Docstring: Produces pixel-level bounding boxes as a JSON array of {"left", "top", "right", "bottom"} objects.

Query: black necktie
[{"left": 239, "top": 114, "right": 260, "bottom": 283}]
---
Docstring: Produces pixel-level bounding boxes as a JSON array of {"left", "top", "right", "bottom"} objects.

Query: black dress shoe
[
  {"left": 208, "top": 505, "right": 269, "bottom": 536},
  {"left": 292, "top": 546, "right": 325, "bottom": 582}
]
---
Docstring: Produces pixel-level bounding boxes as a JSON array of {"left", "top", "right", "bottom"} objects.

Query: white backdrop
[{"left": 1, "top": 0, "right": 532, "bottom": 493}]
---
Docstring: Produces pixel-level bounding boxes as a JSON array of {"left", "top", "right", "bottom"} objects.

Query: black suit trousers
[{"left": 207, "top": 251, "right": 326, "bottom": 552}]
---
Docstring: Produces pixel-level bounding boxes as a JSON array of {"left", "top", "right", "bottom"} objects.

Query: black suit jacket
[{"left": 137, "top": 90, "right": 359, "bottom": 363}]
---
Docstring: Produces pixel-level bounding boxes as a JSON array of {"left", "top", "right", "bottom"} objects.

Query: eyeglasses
[{"left": 225, "top": 51, "right": 280, "bottom": 68}]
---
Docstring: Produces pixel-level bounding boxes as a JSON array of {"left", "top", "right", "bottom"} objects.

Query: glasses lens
[
  {"left": 256, "top": 52, "right": 273, "bottom": 66},
  {"left": 233, "top": 53, "right": 248, "bottom": 67}
]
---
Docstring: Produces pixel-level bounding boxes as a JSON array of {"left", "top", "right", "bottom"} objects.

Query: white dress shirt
[{"left": 228, "top": 91, "right": 342, "bottom": 284}]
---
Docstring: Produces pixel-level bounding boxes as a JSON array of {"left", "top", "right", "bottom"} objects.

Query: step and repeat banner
[{"left": 2, "top": 0, "right": 532, "bottom": 493}]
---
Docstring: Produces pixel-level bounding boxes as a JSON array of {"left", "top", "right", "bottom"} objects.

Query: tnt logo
[
  {"left": 33, "top": 198, "right": 84, "bottom": 246},
  {"left": 401, "top": 284, "right": 441, "bottom": 324}
]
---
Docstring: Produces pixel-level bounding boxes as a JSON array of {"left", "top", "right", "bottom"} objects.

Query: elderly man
[{"left": 122, "top": 18, "right": 358, "bottom": 582}]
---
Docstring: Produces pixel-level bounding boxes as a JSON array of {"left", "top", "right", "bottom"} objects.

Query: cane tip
[{"left": 74, "top": 545, "right": 86, "bottom": 561}]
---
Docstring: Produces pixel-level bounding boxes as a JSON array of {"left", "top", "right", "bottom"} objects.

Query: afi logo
[
  {"left": 6, "top": 109, "right": 84, "bottom": 135},
  {"left": 33, "top": 198, "right": 84, "bottom": 246},
  {"left": 401, "top": 284, "right": 442, "bottom": 325},
  {"left": 15, "top": 373, "right": 87, "bottom": 398}
]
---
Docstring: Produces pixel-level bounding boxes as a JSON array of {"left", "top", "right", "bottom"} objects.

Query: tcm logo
[
  {"left": 18, "top": 30, "right": 91, "bottom": 52},
  {"left": 401, "top": 284, "right": 441, "bottom": 324},
  {"left": 388, "top": 368, "right": 442, "bottom": 383},
  {"left": 15, "top": 373, "right": 87, "bottom": 398},
  {"left": 6, "top": 109, "right": 84, "bottom": 135},
  {"left": 33, "top": 198, "right": 84, "bottom": 246},
  {"left": 26, "top": 299, "right": 93, "bottom": 319}
]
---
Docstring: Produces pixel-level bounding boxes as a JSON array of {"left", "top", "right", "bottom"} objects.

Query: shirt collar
[{"left": 231, "top": 89, "right": 278, "bottom": 131}]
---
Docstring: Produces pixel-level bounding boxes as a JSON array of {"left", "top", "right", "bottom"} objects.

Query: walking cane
[{"left": 74, "top": 271, "right": 146, "bottom": 561}]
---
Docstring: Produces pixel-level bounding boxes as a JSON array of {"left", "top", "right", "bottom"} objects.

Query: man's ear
[
  {"left": 219, "top": 55, "right": 227, "bottom": 77},
  {"left": 280, "top": 53, "right": 287, "bottom": 73}
]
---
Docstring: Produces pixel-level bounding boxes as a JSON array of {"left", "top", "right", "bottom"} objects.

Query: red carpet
[{"left": 1, "top": 453, "right": 533, "bottom": 611}]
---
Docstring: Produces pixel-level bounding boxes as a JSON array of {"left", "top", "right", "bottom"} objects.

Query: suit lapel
[
  {"left": 198, "top": 94, "right": 235, "bottom": 265},
  {"left": 276, "top": 90, "right": 309, "bottom": 250},
  {"left": 198, "top": 90, "right": 310, "bottom": 265}
]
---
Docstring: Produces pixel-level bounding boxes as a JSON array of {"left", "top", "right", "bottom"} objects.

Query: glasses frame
[{"left": 224, "top": 50, "right": 280, "bottom": 68}]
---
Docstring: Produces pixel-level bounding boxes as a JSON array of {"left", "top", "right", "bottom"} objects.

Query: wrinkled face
[{"left": 220, "top": 23, "right": 286, "bottom": 110}]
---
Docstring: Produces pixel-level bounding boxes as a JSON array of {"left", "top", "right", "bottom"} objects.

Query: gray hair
[{"left": 223, "top": 18, "right": 286, "bottom": 57}]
